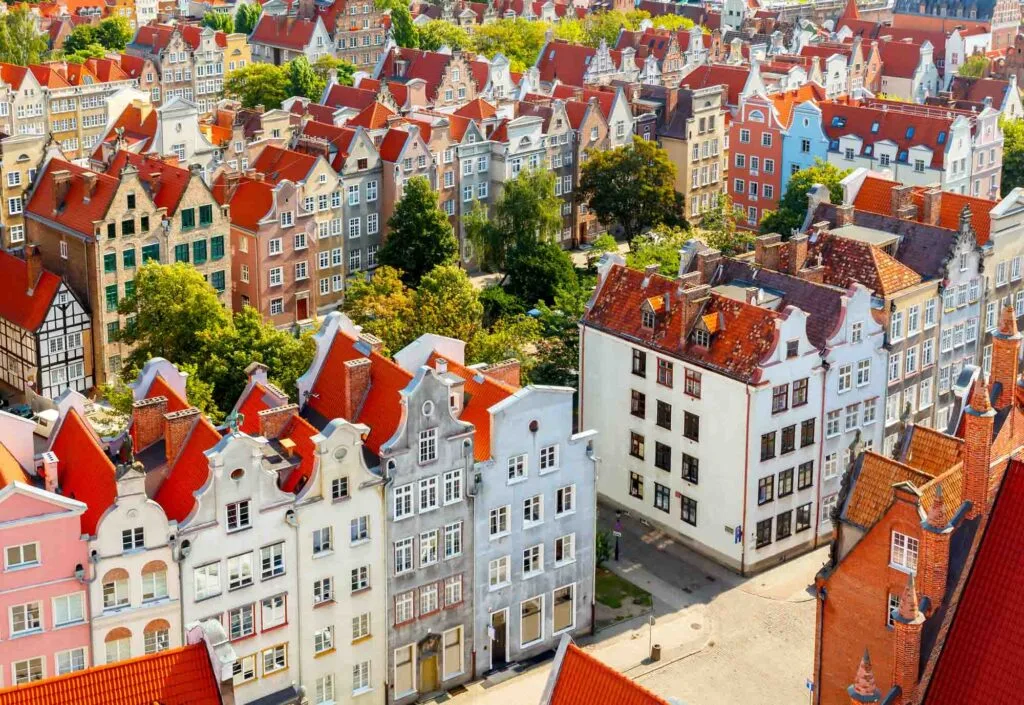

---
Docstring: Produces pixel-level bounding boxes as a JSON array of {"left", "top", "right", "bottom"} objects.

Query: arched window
[
  {"left": 101, "top": 568, "right": 130, "bottom": 610},
  {"left": 105, "top": 627, "right": 132, "bottom": 663},
  {"left": 144, "top": 619, "right": 171, "bottom": 655},
  {"left": 142, "top": 560, "right": 169, "bottom": 602},
  {"left": 748, "top": 110, "right": 765, "bottom": 123}
]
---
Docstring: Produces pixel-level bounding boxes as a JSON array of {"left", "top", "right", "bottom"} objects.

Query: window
[
  {"left": 756, "top": 518, "right": 773, "bottom": 548},
  {"left": 350, "top": 515, "right": 370, "bottom": 544},
  {"left": 229, "top": 604, "right": 255, "bottom": 640},
  {"left": 313, "top": 526, "right": 333, "bottom": 556},
  {"left": 630, "top": 390, "right": 646, "bottom": 418},
  {"left": 631, "top": 349, "right": 646, "bottom": 377},
  {"left": 13, "top": 657, "right": 44, "bottom": 684},
  {"left": 53, "top": 593, "right": 84, "bottom": 626},
  {"left": 781, "top": 425, "right": 796, "bottom": 454},
  {"left": 651, "top": 482, "right": 670, "bottom": 512},
  {"left": 629, "top": 472, "right": 644, "bottom": 499},
  {"left": 758, "top": 475, "right": 774, "bottom": 505},
  {"left": 228, "top": 553, "right": 254, "bottom": 590},
  {"left": 557, "top": 485, "right": 575, "bottom": 515},
  {"left": 772, "top": 384, "right": 789, "bottom": 413},
  {"left": 629, "top": 431, "right": 646, "bottom": 460},
  {"left": 5, "top": 542, "right": 38, "bottom": 569},
  {"left": 822, "top": 494, "right": 838, "bottom": 524},
  {"left": 555, "top": 533, "right": 576, "bottom": 564},
  {"left": 683, "top": 412, "right": 700, "bottom": 441},
  {"left": 102, "top": 571, "right": 129, "bottom": 609},
  {"left": 792, "top": 378, "right": 808, "bottom": 407},
  {"left": 419, "top": 530, "right": 439, "bottom": 567},
  {"left": 262, "top": 644, "right": 287, "bottom": 675},
  {"left": 777, "top": 468, "right": 794, "bottom": 498},
  {"left": 332, "top": 477, "right": 349, "bottom": 500},
  {"left": 10, "top": 602, "right": 41, "bottom": 635},
  {"left": 490, "top": 505, "right": 510, "bottom": 538},
  {"left": 776, "top": 510, "right": 793, "bottom": 540},
  {"left": 233, "top": 655, "right": 257, "bottom": 686},
  {"left": 443, "top": 522, "right": 462, "bottom": 559},
  {"left": 654, "top": 441, "right": 672, "bottom": 471},
  {"left": 657, "top": 358, "right": 673, "bottom": 386},
  {"left": 394, "top": 537, "right": 414, "bottom": 575},
  {"left": 523, "top": 495, "right": 544, "bottom": 528},
  {"left": 507, "top": 453, "right": 528, "bottom": 482},
  {"left": 56, "top": 647, "right": 86, "bottom": 675},
  {"left": 489, "top": 556, "right": 511, "bottom": 588},
  {"left": 890, "top": 532, "right": 919, "bottom": 571},
  {"left": 121, "top": 527, "right": 144, "bottom": 551},
  {"left": 314, "top": 625, "right": 334, "bottom": 655},
  {"left": 142, "top": 564, "right": 168, "bottom": 601},
  {"left": 442, "top": 468, "right": 463, "bottom": 505},
  {"left": 419, "top": 428, "right": 437, "bottom": 463},
  {"left": 194, "top": 562, "right": 221, "bottom": 600},
  {"left": 760, "top": 431, "right": 776, "bottom": 461},
  {"left": 419, "top": 476, "right": 439, "bottom": 512},
  {"left": 685, "top": 369, "right": 702, "bottom": 398},
  {"left": 226, "top": 500, "right": 250, "bottom": 531},
  {"left": 351, "top": 565, "right": 370, "bottom": 592},
  {"left": 521, "top": 596, "right": 543, "bottom": 646}
]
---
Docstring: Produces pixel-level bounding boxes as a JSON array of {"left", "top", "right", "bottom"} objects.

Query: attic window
[
  {"left": 905, "top": 126, "right": 915, "bottom": 138},
  {"left": 829, "top": 139, "right": 840, "bottom": 150},
  {"left": 864, "top": 145, "right": 873, "bottom": 156},
  {"left": 897, "top": 150, "right": 909, "bottom": 162},
  {"left": 870, "top": 121, "right": 879, "bottom": 133},
  {"left": 937, "top": 131, "right": 947, "bottom": 144},
  {"left": 831, "top": 116, "right": 846, "bottom": 128},
  {"left": 642, "top": 310, "right": 656, "bottom": 328},
  {"left": 692, "top": 328, "right": 710, "bottom": 347}
]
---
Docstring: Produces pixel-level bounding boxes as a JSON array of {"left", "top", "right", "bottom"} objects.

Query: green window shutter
[
  {"left": 193, "top": 240, "right": 208, "bottom": 264},
  {"left": 142, "top": 243, "right": 160, "bottom": 263},
  {"left": 211, "top": 270, "right": 225, "bottom": 292},
  {"left": 103, "top": 253, "right": 116, "bottom": 273},
  {"left": 211, "top": 235, "right": 225, "bottom": 260},
  {"left": 174, "top": 243, "right": 190, "bottom": 263},
  {"left": 199, "top": 204, "right": 214, "bottom": 226},
  {"left": 181, "top": 208, "right": 195, "bottom": 230},
  {"left": 123, "top": 248, "right": 136, "bottom": 269},
  {"left": 105, "top": 285, "right": 118, "bottom": 312}
]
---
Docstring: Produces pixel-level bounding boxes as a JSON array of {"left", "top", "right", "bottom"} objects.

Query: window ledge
[
  {"left": 314, "top": 599, "right": 336, "bottom": 609},
  {"left": 314, "top": 648, "right": 336, "bottom": 659},
  {"left": 351, "top": 634, "right": 373, "bottom": 646},
  {"left": 352, "top": 686, "right": 374, "bottom": 698}
]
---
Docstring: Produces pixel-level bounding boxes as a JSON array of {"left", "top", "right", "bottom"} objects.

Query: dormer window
[
  {"left": 642, "top": 310, "right": 655, "bottom": 328},
  {"left": 693, "top": 328, "right": 710, "bottom": 347}
]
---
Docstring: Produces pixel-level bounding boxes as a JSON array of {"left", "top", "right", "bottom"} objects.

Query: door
[
  {"left": 490, "top": 609, "right": 507, "bottom": 670},
  {"left": 296, "top": 296, "right": 308, "bottom": 321},
  {"left": 418, "top": 653, "right": 439, "bottom": 694}
]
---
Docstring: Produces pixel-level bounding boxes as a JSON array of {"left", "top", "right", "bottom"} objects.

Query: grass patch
[{"left": 595, "top": 567, "right": 653, "bottom": 609}]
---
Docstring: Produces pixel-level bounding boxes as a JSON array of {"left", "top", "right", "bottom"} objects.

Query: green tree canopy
[
  {"left": 223, "top": 62, "right": 290, "bottom": 109},
  {"left": 700, "top": 193, "right": 753, "bottom": 255},
  {"left": 466, "top": 314, "right": 541, "bottom": 378},
  {"left": 469, "top": 169, "right": 562, "bottom": 272},
  {"left": 389, "top": 5, "right": 418, "bottom": 48},
  {"left": 650, "top": 14, "right": 695, "bottom": 30},
  {"left": 578, "top": 136, "right": 685, "bottom": 242},
  {"left": 312, "top": 55, "right": 356, "bottom": 90},
  {"left": 410, "top": 265, "right": 484, "bottom": 344},
  {"left": 1001, "top": 117, "right": 1024, "bottom": 198},
  {"left": 96, "top": 16, "right": 133, "bottom": 50},
  {"left": 417, "top": 20, "right": 471, "bottom": 51},
  {"left": 235, "top": 2, "right": 263, "bottom": 35},
  {"left": 470, "top": 18, "right": 549, "bottom": 71},
  {"left": 958, "top": 54, "right": 989, "bottom": 78},
  {"left": 506, "top": 239, "right": 579, "bottom": 306},
  {"left": 530, "top": 280, "right": 592, "bottom": 387},
  {"left": 0, "top": 6, "right": 49, "bottom": 64},
  {"left": 341, "top": 265, "right": 415, "bottom": 355},
  {"left": 379, "top": 176, "right": 458, "bottom": 286},
  {"left": 760, "top": 160, "right": 849, "bottom": 237},
  {"left": 202, "top": 11, "right": 235, "bottom": 34},
  {"left": 65, "top": 43, "right": 108, "bottom": 63},
  {"left": 626, "top": 226, "right": 688, "bottom": 276},
  {"left": 287, "top": 56, "right": 320, "bottom": 101}
]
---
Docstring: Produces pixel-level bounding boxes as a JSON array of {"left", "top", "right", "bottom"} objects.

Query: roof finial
[
  {"left": 998, "top": 303, "right": 1019, "bottom": 338},
  {"left": 898, "top": 572, "right": 919, "bottom": 621},
  {"left": 969, "top": 375, "right": 993, "bottom": 414},
  {"left": 851, "top": 648, "right": 880, "bottom": 698},
  {"left": 925, "top": 483, "right": 946, "bottom": 528}
]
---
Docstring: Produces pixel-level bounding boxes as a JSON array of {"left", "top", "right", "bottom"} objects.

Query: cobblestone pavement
[{"left": 443, "top": 503, "right": 825, "bottom": 705}]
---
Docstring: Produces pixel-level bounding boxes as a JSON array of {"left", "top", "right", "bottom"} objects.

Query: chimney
[
  {"left": 133, "top": 396, "right": 168, "bottom": 451},
  {"left": 991, "top": 304, "right": 1021, "bottom": 408},
  {"left": 694, "top": 248, "right": 722, "bottom": 284},
  {"left": 920, "top": 187, "right": 941, "bottom": 225},
  {"left": 224, "top": 170, "right": 241, "bottom": 200},
  {"left": 25, "top": 244, "right": 42, "bottom": 295},
  {"left": 81, "top": 171, "right": 97, "bottom": 200},
  {"left": 341, "top": 358, "right": 372, "bottom": 420},
  {"left": 834, "top": 204, "right": 855, "bottom": 227},
  {"left": 787, "top": 233, "right": 809, "bottom": 275},
  {"left": 245, "top": 361, "right": 269, "bottom": 384},
  {"left": 920, "top": 485, "right": 950, "bottom": 612},
  {"left": 258, "top": 403, "right": 299, "bottom": 441},
  {"left": 642, "top": 263, "right": 660, "bottom": 286},
  {"left": 754, "top": 233, "right": 782, "bottom": 270},
  {"left": 482, "top": 359, "right": 521, "bottom": 388},
  {"left": 357, "top": 332, "right": 384, "bottom": 356},
  {"left": 962, "top": 376, "right": 995, "bottom": 519},
  {"left": 846, "top": 650, "right": 881, "bottom": 705},
  {"left": 682, "top": 284, "right": 711, "bottom": 342},
  {"left": 279, "top": 437, "right": 297, "bottom": 458},
  {"left": 52, "top": 169, "right": 72, "bottom": 211},
  {"left": 164, "top": 408, "right": 200, "bottom": 464},
  {"left": 41, "top": 451, "right": 59, "bottom": 494},
  {"left": 149, "top": 171, "right": 163, "bottom": 194},
  {"left": 890, "top": 184, "right": 915, "bottom": 218},
  {"left": 890, "top": 572, "right": 925, "bottom": 703},
  {"left": 434, "top": 357, "right": 448, "bottom": 375}
]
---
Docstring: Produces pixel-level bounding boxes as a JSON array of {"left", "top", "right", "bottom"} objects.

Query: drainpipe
[
  {"left": 587, "top": 446, "right": 600, "bottom": 636},
  {"left": 77, "top": 551, "right": 99, "bottom": 666},
  {"left": 814, "top": 587, "right": 826, "bottom": 705},
  {"left": 463, "top": 438, "right": 477, "bottom": 680},
  {"left": 740, "top": 385, "right": 752, "bottom": 575},
  {"left": 813, "top": 355, "right": 829, "bottom": 546},
  {"left": 170, "top": 534, "right": 190, "bottom": 647},
  {"left": 284, "top": 508, "right": 301, "bottom": 693}
]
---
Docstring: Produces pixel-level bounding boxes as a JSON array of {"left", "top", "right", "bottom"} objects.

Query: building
[
  {"left": 0, "top": 132, "right": 50, "bottom": 250},
  {"left": 876, "top": 39, "right": 941, "bottom": 102},
  {"left": 317, "top": 0, "right": 387, "bottom": 69},
  {"left": 392, "top": 335, "right": 598, "bottom": 674},
  {"left": 539, "top": 635, "right": 672, "bottom": 705},
  {"left": 729, "top": 81, "right": 787, "bottom": 229},
  {"left": 298, "top": 313, "right": 476, "bottom": 703},
  {"left": 891, "top": 0, "right": 1020, "bottom": 51},
  {"left": 0, "top": 248, "right": 93, "bottom": 400},
  {"left": 249, "top": 15, "right": 334, "bottom": 66}
]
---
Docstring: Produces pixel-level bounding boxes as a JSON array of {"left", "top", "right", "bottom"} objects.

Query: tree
[
  {"left": 479, "top": 284, "right": 526, "bottom": 326},
  {"left": 586, "top": 233, "right": 619, "bottom": 270},
  {"left": 312, "top": 55, "right": 356, "bottom": 90},
  {"left": 410, "top": 265, "right": 484, "bottom": 344},
  {"left": 94, "top": 16, "right": 133, "bottom": 50},
  {"left": 235, "top": 2, "right": 263, "bottom": 35},
  {"left": 469, "top": 18, "right": 549, "bottom": 71},
  {"left": 470, "top": 169, "right": 562, "bottom": 272},
  {"left": 760, "top": 160, "right": 849, "bottom": 237},
  {"left": 1001, "top": 117, "right": 1024, "bottom": 197},
  {"left": 0, "top": 6, "right": 49, "bottom": 64},
  {"left": 379, "top": 176, "right": 458, "bottom": 286},
  {"left": 530, "top": 280, "right": 591, "bottom": 387},
  {"left": 958, "top": 54, "right": 989, "bottom": 78},
  {"left": 506, "top": 239, "right": 579, "bottom": 306},
  {"left": 417, "top": 20, "right": 471, "bottom": 51},
  {"left": 202, "top": 11, "right": 235, "bottom": 34},
  {"left": 116, "top": 262, "right": 232, "bottom": 373},
  {"left": 390, "top": 5, "right": 418, "bottom": 48},
  {"left": 552, "top": 18, "right": 587, "bottom": 44},
  {"left": 342, "top": 266, "right": 415, "bottom": 355},
  {"left": 223, "top": 62, "right": 290, "bottom": 109},
  {"left": 65, "top": 43, "right": 108, "bottom": 63},
  {"left": 581, "top": 10, "right": 649, "bottom": 47},
  {"left": 578, "top": 136, "right": 684, "bottom": 242},
  {"left": 626, "top": 226, "right": 688, "bottom": 276},
  {"left": 651, "top": 14, "right": 695, "bottom": 30},
  {"left": 466, "top": 314, "right": 541, "bottom": 378},
  {"left": 61, "top": 24, "right": 98, "bottom": 55},
  {"left": 700, "top": 193, "right": 753, "bottom": 255},
  {"left": 287, "top": 56, "right": 320, "bottom": 101}
]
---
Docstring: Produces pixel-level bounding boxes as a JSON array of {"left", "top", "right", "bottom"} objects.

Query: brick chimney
[
  {"left": 341, "top": 358, "right": 372, "bottom": 420},
  {"left": 41, "top": 451, "right": 59, "bottom": 494},
  {"left": 962, "top": 376, "right": 995, "bottom": 519},
  {"left": 149, "top": 171, "right": 163, "bottom": 195},
  {"left": 754, "top": 233, "right": 783, "bottom": 271},
  {"left": 245, "top": 361, "right": 269, "bottom": 385},
  {"left": 258, "top": 403, "right": 299, "bottom": 441},
  {"left": 25, "top": 244, "right": 42, "bottom": 295},
  {"left": 786, "top": 233, "right": 809, "bottom": 275},
  {"left": 694, "top": 248, "right": 722, "bottom": 284},
  {"left": 920, "top": 187, "right": 942, "bottom": 226},
  {"left": 681, "top": 284, "right": 711, "bottom": 344},
  {"left": 890, "top": 572, "right": 925, "bottom": 703},
  {"left": 920, "top": 485, "right": 950, "bottom": 612},
  {"left": 357, "top": 332, "right": 384, "bottom": 356},
  {"left": 133, "top": 396, "right": 168, "bottom": 451},
  {"left": 52, "top": 169, "right": 72, "bottom": 211},
  {"left": 846, "top": 649, "right": 881, "bottom": 704},
  {"left": 164, "top": 408, "right": 200, "bottom": 464},
  {"left": 834, "top": 204, "right": 855, "bottom": 227},
  {"left": 482, "top": 359, "right": 521, "bottom": 387},
  {"left": 890, "top": 184, "right": 915, "bottom": 219},
  {"left": 81, "top": 171, "right": 97, "bottom": 200},
  {"left": 991, "top": 304, "right": 1021, "bottom": 408}
]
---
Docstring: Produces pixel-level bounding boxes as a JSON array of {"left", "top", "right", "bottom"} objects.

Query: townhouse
[
  {"left": 0, "top": 133, "right": 49, "bottom": 250},
  {"left": 249, "top": 15, "right": 334, "bottom": 66},
  {"left": 876, "top": 39, "right": 941, "bottom": 102},
  {"left": 729, "top": 79, "right": 788, "bottom": 229},
  {"left": 533, "top": 38, "right": 640, "bottom": 89},
  {"left": 0, "top": 248, "right": 93, "bottom": 400},
  {"left": 25, "top": 154, "right": 231, "bottom": 384},
  {"left": 516, "top": 98, "right": 577, "bottom": 246},
  {"left": 375, "top": 47, "right": 480, "bottom": 110},
  {"left": 581, "top": 255, "right": 829, "bottom": 574},
  {"left": 318, "top": 0, "right": 387, "bottom": 69},
  {"left": 927, "top": 74, "right": 1024, "bottom": 120}
]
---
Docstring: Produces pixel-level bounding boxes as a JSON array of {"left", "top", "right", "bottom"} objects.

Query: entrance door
[
  {"left": 418, "top": 653, "right": 439, "bottom": 694},
  {"left": 490, "top": 609, "right": 507, "bottom": 670},
  {"left": 296, "top": 296, "right": 308, "bottom": 321}
]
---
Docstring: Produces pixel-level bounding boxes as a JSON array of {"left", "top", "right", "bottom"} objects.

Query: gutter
[{"left": 740, "top": 385, "right": 752, "bottom": 574}]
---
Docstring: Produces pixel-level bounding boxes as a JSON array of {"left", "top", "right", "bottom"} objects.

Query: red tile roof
[
  {"left": 50, "top": 408, "right": 116, "bottom": 537},
  {"left": 348, "top": 101, "right": 395, "bottom": 130},
  {"left": 0, "top": 250, "right": 61, "bottom": 331},
  {"left": 145, "top": 374, "right": 189, "bottom": 412},
  {"left": 251, "top": 14, "right": 320, "bottom": 51},
  {"left": 251, "top": 145, "right": 317, "bottom": 184},
  {"left": 844, "top": 451, "right": 936, "bottom": 528},
  {"left": 378, "top": 127, "right": 411, "bottom": 162},
  {"left": 154, "top": 415, "right": 220, "bottom": 523},
  {"left": 379, "top": 47, "right": 453, "bottom": 100},
  {"left": 551, "top": 84, "right": 615, "bottom": 119},
  {"left": 851, "top": 175, "right": 900, "bottom": 215},
  {"left": 278, "top": 414, "right": 319, "bottom": 493},
  {"left": 0, "top": 443, "right": 28, "bottom": 490},
  {"left": 0, "top": 643, "right": 222, "bottom": 705},
  {"left": 808, "top": 232, "right": 922, "bottom": 296},
  {"left": 947, "top": 75, "right": 1013, "bottom": 110},
  {"left": 133, "top": 24, "right": 227, "bottom": 52},
  {"left": 27, "top": 160, "right": 119, "bottom": 238},
  {"left": 770, "top": 83, "right": 827, "bottom": 127},
  {"left": 454, "top": 97, "right": 497, "bottom": 120},
  {"left": 426, "top": 352, "right": 515, "bottom": 460},
  {"left": 877, "top": 39, "right": 928, "bottom": 79},
  {"left": 820, "top": 100, "right": 955, "bottom": 170},
  {"left": 323, "top": 83, "right": 379, "bottom": 111},
  {"left": 29, "top": 65, "right": 71, "bottom": 88},
  {"left": 211, "top": 174, "right": 274, "bottom": 232},
  {"left": 296, "top": 119, "right": 357, "bottom": 170},
  {"left": 535, "top": 41, "right": 604, "bottom": 87},
  {"left": 107, "top": 151, "right": 192, "bottom": 215},
  {"left": 0, "top": 63, "right": 29, "bottom": 89},
  {"left": 550, "top": 642, "right": 670, "bottom": 705},
  {"left": 117, "top": 53, "right": 148, "bottom": 79},
  {"left": 359, "top": 77, "right": 409, "bottom": 107},
  {"left": 307, "top": 329, "right": 413, "bottom": 454},
  {"left": 923, "top": 459, "right": 1024, "bottom": 705},
  {"left": 97, "top": 102, "right": 158, "bottom": 156},
  {"left": 678, "top": 63, "right": 750, "bottom": 107}
]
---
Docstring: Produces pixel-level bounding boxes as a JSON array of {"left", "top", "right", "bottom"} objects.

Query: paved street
[{"left": 445, "top": 503, "right": 825, "bottom": 705}]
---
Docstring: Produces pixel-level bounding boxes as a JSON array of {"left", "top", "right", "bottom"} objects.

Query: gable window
[
  {"left": 226, "top": 501, "right": 250, "bottom": 532},
  {"left": 890, "top": 531, "right": 919, "bottom": 571},
  {"left": 641, "top": 309, "right": 655, "bottom": 328},
  {"left": 418, "top": 428, "right": 437, "bottom": 464}
]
